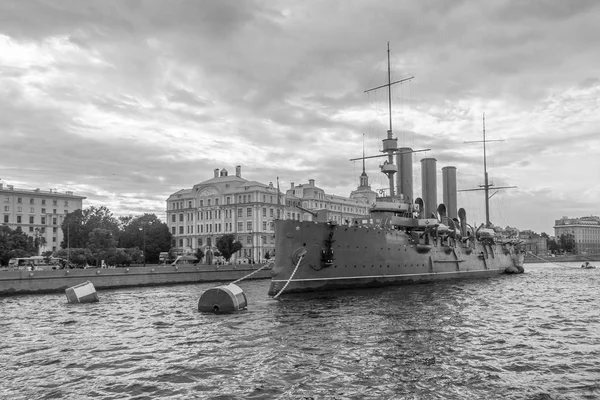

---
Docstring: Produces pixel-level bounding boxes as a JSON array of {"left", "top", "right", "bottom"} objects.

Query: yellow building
[
  {"left": 554, "top": 216, "right": 600, "bottom": 255},
  {"left": 285, "top": 179, "right": 372, "bottom": 224},
  {"left": 166, "top": 166, "right": 285, "bottom": 263},
  {"left": 1, "top": 183, "right": 86, "bottom": 254},
  {"left": 166, "top": 166, "right": 376, "bottom": 263}
]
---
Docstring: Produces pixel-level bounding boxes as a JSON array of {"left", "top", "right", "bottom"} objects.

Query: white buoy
[
  {"left": 65, "top": 281, "right": 99, "bottom": 304},
  {"left": 198, "top": 283, "right": 247, "bottom": 313}
]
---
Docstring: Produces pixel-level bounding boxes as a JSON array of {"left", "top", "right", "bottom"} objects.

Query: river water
[{"left": 1, "top": 263, "right": 599, "bottom": 400}]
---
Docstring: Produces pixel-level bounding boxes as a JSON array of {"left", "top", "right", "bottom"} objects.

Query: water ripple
[{"left": 1, "top": 263, "right": 599, "bottom": 399}]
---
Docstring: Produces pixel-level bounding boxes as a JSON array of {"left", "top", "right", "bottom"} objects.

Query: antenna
[
  {"left": 459, "top": 113, "right": 516, "bottom": 227},
  {"left": 363, "top": 42, "right": 414, "bottom": 197}
]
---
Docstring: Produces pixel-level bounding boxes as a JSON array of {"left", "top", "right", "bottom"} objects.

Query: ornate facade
[{"left": 166, "top": 165, "right": 377, "bottom": 263}]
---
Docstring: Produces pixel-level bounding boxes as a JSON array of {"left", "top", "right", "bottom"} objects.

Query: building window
[
  {"left": 179, "top": 239, "right": 183, "bottom": 247},
  {"left": 179, "top": 226, "right": 184, "bottom": 234},
  {"left": 29, "top": 227, "right": 34, "bottom": 232},
  {"left": 207, "top": 237, "right": 212, "bottom": 247},
  {"left": 171, "top": 214, "right": 176, "bottom": 222},
  {"left": 3, "top": 215, "right": 8, "bottom": 223},
  {"left": 179, "top": 214, "right": 183, "bottom": 222},
  {"left": 30, "top": 208, "right": 34, "bottom": 213},
  {"left": 238, "top": 222, "right": 243, "bottom": 231},
  {"left": 52, "top": 237, "right": 56, "bottom": 242},
  {"left": 17, "top": 206, "right": 22, "bottom": 212},
  {"left": 4, "top": 206, "right": 9, "bottom": 212},
  {"left": 247, "top": 208, "right": 252, "bottom": 217},
  {"left": 17, "top": 197, "right": 22, "bottom": 203},
  {"left": 262, "top": 208, "right": 267, "bottom": 217},
  {"left": 64, "top": 201, "right": 69, "bottom": 207},
  {"left": 29, "top": 199, "right": 35, "bottom": 204},
  {"left": 237, "top": 208, "right": 242, "bottom": 217},
  {"left": 41, "top": 208, "right": 46, "bottom": 214},
  {"left": 270, "top": 208, "right": 274, "bottom": 217},
  {"left": 247, "top": 221, "right": 252, "bottom": 231},
  {"left": 53, "top": 209, "right": 57, "bottom": 214},
  {"left": 200, "top": 200, "right": 203, "bottom": 207},
  {"left": 215, "top": 198, "right": 219, "bottom": 205},
  {"left": 188, "top": 201, "right": 192, "bottom": 208},
  {"left": 198, "top": 238, "right": 203, "bottom": 246},
  {"left": 41, "top": 199, "right": 46, "bottom": 205},
  {"left": 53, "top": 218, "right": 57, "bottom": 225},
  {"left": 29, "top": 216, "right": 34, "bottom": 224},
  {"left": 171, "top": 227, "right": 176, "bottom": 234},
  {"left": 208, "top": 199, "right": 211, "bottom": 206},
  {"left": 262, "top": 221, "right": 267, "bottom": 230},
  {"left": 226, "top": 197, "right": 231, "bottom": 204},
  {"left": 53, "top": 227, "right": 57, "bottom": 232},
  {"left": 246, "top": 236, "right": 252, "bottom": 244},
  {"left": 262, "top": 235, "right": 267, "bottom": 244},
  {"left": 17, "top": 216, "right": 22, "bottom": 223}
]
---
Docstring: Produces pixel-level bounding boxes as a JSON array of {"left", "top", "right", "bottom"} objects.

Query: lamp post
[
  {"left": 67, "top": 223, "right": 70, "bottom": 267},
  {"left": 139, "top": 224, "right": 146, "bottom": 267}
]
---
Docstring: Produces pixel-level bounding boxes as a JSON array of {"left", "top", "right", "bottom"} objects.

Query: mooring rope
[
  {"left": 231, "top": 260, "right": 274, "bottom": 285},
  {"left": 526, "top": 252, "right": 579, "bottom": 268},
  {"left": 273, "top": 254, "right": 304, "bottom": 299}
]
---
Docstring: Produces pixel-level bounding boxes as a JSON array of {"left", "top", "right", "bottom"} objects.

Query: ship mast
[
  {"left": 364, "top": 42, "right": 413, "bottom": 197},
  {"left": 461, "top": 113, "right": 516, "bottom": 227}
]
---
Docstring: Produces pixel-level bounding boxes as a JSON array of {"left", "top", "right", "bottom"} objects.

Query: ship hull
[{"left": 268, "top": 220, "right": 524, "bottom": 296}]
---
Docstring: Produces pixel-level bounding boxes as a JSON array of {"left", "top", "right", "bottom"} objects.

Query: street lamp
[{"left": 139, "top": 224, "right": 146, "bottom": 267}]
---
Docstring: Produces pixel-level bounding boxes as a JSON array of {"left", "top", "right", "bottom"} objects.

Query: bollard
[
  {"left": 198, "top": 283, "right": 247, "bottom": 313},
  {"left": 65, "top": 281, "right": 99, "bottom": 304}
]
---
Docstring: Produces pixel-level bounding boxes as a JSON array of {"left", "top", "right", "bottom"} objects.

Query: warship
[{"left": 268, "top": 44, "right": 525, "bottom": 297}]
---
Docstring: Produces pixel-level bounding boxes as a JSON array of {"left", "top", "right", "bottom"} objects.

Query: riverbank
[
  {"left": 0, "top": 263, "right": 272, "bottom": 295},
  {"left": 525, "top": 254, "right": 600, "bottom": 264}
]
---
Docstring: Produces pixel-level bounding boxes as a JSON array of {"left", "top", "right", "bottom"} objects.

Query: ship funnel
[
  {"left": 396, "top": 147, "right": 414, "bottom": 202},
  {"left": 442, "top": 166, "right": 457, "bottom": 219},
  {"left": 420, "top": 158, "right": 437, "bottom": 219}
]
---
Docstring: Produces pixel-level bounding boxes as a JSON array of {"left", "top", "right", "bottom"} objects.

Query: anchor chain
[
  {"left": 273, "top": 254, "right": 304, "bottom": 299},
  {"left": 231, "top": 260, "right": 274, "bottom": 285}
]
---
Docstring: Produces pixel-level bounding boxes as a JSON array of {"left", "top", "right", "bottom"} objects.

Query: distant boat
[
  {"left": 268, "top": 43, "right": 525, "bottom": 297},
  {"left": 581, "top": 262, "right": 596, "bottom": 269}
]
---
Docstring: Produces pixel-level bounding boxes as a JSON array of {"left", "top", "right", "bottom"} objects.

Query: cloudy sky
[{"left": 1, "top": 0, "right": 599, "bottom": 235}]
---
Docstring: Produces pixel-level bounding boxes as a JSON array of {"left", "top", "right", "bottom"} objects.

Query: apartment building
[
  {"left": 1, "top": 183, "right": 86, "bottom": 254},
  {"left": 554, "top": 215, "right": 600, "bottom": 254}
]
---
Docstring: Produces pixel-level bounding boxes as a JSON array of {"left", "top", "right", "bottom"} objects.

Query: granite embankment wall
[
  {"left": 524, "top": 254, "right": 600, "bottom": 264},
  {"left": 0, "top": 264, "right": 272, "bottom": 295}
]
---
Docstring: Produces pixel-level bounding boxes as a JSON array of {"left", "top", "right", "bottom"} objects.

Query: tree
[
  {"left": 61, "top": 206, "right": 120, "bottom": 250},
  {"left": 559, "top": 233, "right": 576, "bottom": 254},
  {"left": 88, "top": 228, "right": 117, "bottom": 266},
  {"left": 264, "top": 251, "right": 271, "bottom": 260},
  {"left": 216, "top": 234, "right": 243, "bottom": 262},
  {"left": 52, "top": 248, "right": 94, "bottom": 267},
  {"left": 117, "top": 213, "right": 171, "bottom": 263},
  {"left": 194, "top": 248, "right": 205, "bottom": 262},
  {"left": 0, "top": 226, "right": 37, "bottom": 265}
]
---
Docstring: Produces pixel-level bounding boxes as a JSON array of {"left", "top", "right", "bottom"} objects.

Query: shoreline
[
  {"left": 524, "top": 254, "right": 600, "bottom": 264},
  {"left": 0, "top": 264, "right": 272, "bottom": 296}
]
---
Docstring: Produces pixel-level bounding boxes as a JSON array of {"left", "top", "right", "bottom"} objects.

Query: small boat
[{"left": 268, "top": 44, "right": 525, "bottom": 297}]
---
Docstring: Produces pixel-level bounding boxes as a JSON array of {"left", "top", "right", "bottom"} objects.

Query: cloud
[{"left": 1, "top": 0, "right": 600, "bottom": 235}]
